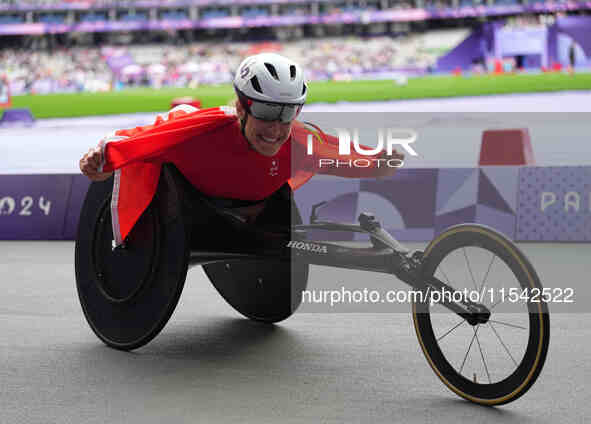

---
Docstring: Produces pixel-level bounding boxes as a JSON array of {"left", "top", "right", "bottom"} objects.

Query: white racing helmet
[{"left": 234, "top": 53, "right": 307, "bottom": 123}]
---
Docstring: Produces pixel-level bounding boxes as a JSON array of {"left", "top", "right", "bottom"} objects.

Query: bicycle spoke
[
  {"left": 474, "top": 327, "right": 492, "bottom": 384},
  {"left": 489, "top": 319, "right": 527, "bottom": 330},
  {"left": 437, "top": 265, "right": 452, "bottom": 287},
  {"left": 479, "top": 253, "right": 496, "bottom": 298},
  {"left": 489, "top": 293, "right": 528, "bottom": 314},
  {"left": 463, "top": 248, "right": 478, "bottom": 292},
  {"left": 459, "top": 324, "right": 480, "bottom": 374},
  {"left": 437, "top": 318, "right": 466, "bottom": 342},
  {"left": 490, "top": 297, "right": 503, "bottom": 310},
  {"left": 489, "top": 322, "right": 518, "bottom": 367}
]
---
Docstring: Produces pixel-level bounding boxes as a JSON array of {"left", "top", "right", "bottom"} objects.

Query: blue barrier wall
[
  {"left": 1, "top": 166, "right": 589, "bottom": 242},
  {"left": 516, "top": 166, "right": 591, "bottom": 242},
  {"left": 0, "top": 174, "right": 89, "bottom": 240}
]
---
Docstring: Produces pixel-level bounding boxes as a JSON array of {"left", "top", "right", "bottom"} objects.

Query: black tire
[
  {"left": 412, "top": 224, "right": 550, "bottom": 405},
  {"left": 75, "top": 167, "right": 189, "bottom": 351}
]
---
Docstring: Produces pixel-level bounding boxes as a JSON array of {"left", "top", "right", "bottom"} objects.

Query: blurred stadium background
[{"left": 0, "top": 0, "right": 590, "bottom": 117}]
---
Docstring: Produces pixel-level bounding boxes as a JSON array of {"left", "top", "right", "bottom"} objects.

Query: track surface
[{"left": 1, "top": 241, "right": 590, "bottom": 424}]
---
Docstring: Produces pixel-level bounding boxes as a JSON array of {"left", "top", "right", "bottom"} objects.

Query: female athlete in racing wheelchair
[{"left": 76, "top": 54, "right": 549, "bottom": 406}]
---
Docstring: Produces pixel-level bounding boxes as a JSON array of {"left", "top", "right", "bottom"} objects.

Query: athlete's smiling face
[{"left": 236, "top": 101, "right": 293, "bottom": 157}]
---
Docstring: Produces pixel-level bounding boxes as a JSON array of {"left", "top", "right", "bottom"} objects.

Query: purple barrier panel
[
  {"left": 295, "top": 170, "right": 438, "bottom": 242},
  {"left": 434, "top": 167, "right": 519, "bottom": 239},
  {"left": 63, "top": 175, "right": 92, "bottom": 240},
  {"left": 294, "top": 177, "right": 360, "bottom": 241},
  {"left": 357, "top": 168, "right": 438, "bottom": 242},
  {"left": 0, "top": 174, "right": 72, "bottom": 239},
  {"left": 516, "top": 166, "right": 591, "bottom": 242},
  {"left": 0, "top": 108, "right": 35, "bottom": 127}
]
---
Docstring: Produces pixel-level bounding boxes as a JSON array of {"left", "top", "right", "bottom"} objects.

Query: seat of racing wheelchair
[{"left": 75, "top": 163, "right": 309, "bottom": 351}]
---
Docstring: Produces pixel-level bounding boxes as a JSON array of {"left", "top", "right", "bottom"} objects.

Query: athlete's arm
[
  {"left": 79, "top": 146, "right": 112, "bottom": 181},
  {"left": 79, "top": 105, "right": 200, "bottom": 181}
]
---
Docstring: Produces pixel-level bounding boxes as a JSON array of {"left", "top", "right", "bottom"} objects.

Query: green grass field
[{"left": 9, "top": 72, "right": 591, "bottom": 119}]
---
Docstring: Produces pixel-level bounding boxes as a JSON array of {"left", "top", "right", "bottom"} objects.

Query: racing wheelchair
[{"left": 75, "top": 164, "right": 549, "bottom": 406}]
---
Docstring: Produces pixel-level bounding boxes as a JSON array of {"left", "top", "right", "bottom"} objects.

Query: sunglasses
[
  {"left": 248, "top": 100, "right": 303, "bottom": 124},
  {"left": 237, "top": 91, "right": 303, "bottom": 124}
]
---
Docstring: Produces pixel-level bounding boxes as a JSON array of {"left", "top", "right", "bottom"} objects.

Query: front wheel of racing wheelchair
[
  {"left": 410, "top": 224, "right": 550, "bottom": 405},
  {"left": 75, "top": 164, "right": 309, "bottom": 351}
]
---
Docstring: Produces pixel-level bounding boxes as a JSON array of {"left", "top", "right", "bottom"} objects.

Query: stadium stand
[
  {"left": 1, "top": 31, "right": 475, "bottom": 94},
  {"left": 0, "top": 0, "right": 588, "bottom": 94}
]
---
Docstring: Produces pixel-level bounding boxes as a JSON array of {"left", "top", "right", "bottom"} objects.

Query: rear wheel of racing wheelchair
[
  {"left": 75, "top": 166, "right": 190, "bottom": 351},
  {"left": 201, "top": 184, "right": 309, "bottom": 324},
  {"left": 412, "top": 224, "right": 550, "bottom": 405}
]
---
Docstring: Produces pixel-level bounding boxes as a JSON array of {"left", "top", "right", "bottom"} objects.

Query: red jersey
[{"left": 99, "top": 105, "right": 383, "bottom": 244}]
